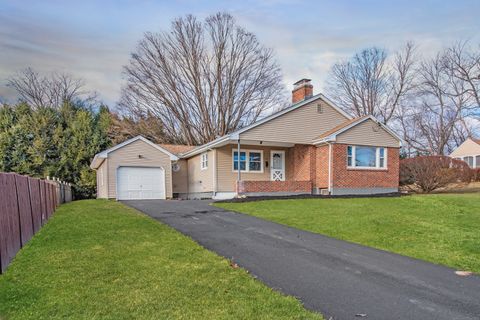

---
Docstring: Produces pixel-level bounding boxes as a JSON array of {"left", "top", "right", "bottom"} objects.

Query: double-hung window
[
  {"left": 249, "top": 152, "right": 262, "bottom": 171},
  {"left": 233, "top": 150, "right": 263, "bottom": 172},
  {"left": 233, "top": 151, "right": 246, "bottom": 171},
  {"left": 463, "top": 156, "right": 474, "bottom": 168},
  {"left": 200, "top": 152, "right": 208, "bottom": 170},
  {"left": 347, "top": 146, "right": 387, "bottom": 169}
]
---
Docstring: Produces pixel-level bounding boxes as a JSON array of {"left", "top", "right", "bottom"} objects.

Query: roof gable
[
  {"left": 237, "top": 96, "right": 350, "bottom": 144},
  {"left": 313, "top": 115, "right": 402, "bottom": 146},
  {"left": 90, "top": 136, "right": 178, "bottom": 169},
  {"left": 314, "top": 116, "right": 368, "bottom": 140},
  {"left": 234, "top": 94, "right": 351, "bottom": 138},
  {"left": 450, "top": 138, "right": 480, "bottom": 157}
]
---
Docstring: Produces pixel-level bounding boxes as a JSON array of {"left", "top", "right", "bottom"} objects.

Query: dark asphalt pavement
[{"left": 124, "top": 199, "right": 480, "bottom": 320}]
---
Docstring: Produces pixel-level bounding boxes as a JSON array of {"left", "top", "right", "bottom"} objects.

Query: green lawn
[
  {"left": 216, "top": 194, "right": 480, "bottom": 273},
  {"left": 0, "top": 200, "right": 321, "bottom": 320}
]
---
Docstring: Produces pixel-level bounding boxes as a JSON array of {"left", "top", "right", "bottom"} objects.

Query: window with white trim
[
  {"left": 379, "top": 147, "right": 385, "bottom": 168},
  {"left": 200, "top": 152, "right": 208, "bottom": 170},
  {"left": 347, "top": 146, "right": 387, "bottom": 169},
  {"left": 233, "top": 149, "right": 263, "bottom": 172},
  {"left": 463, "top": 156, "right": 474, "bottom": 168},
  {"left": 476, "top": 156, "right": 480, "bottom": 168}
]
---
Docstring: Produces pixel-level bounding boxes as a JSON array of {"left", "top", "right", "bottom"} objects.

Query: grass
[
  {"left": 216, "top": 194, "right": 480, "bottom": 273},
  {"left": 0, "top": 200, "right": 321, "bottom": 320}
]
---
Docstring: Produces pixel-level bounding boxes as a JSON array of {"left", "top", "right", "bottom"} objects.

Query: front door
[{"left": 270, "top": 150, "right": 285, "bottom": 181}]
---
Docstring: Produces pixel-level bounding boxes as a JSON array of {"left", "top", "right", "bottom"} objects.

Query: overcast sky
[{"left": 1, "top": 0, "right": 479, "bottom": 106}]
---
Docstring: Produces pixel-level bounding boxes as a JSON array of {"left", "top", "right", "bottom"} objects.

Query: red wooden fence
[{"left": 0, "top": 173, "right": 61, "bottom": 273}]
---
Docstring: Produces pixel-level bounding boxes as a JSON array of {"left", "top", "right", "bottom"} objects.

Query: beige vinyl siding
[
  {"left": 335, "top": 119, "right": 400, "bottom": 147},
  {"left": 107, "top": 139, "right": 173, "bottom": 198},
  {"left": 96, "top": 159, "right": 108, "bottom": 198},
  {"left": 172, "top": 159, "right": 188, "bottom": 193},
  {"left": 450, "top": 138, "right": 480, "bottom": 158},
  {"left": 216, "top": 144, "right": 291, "bottom": 192},
  {"left": 187, "top": 150, "right": 214, "bottom": 193},
  {"left": 239, "top": 98, "right": 348, "bottom": 144}
]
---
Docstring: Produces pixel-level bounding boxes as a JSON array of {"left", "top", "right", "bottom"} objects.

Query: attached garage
[
  {"left": 117, "top": 167, "right": 166, "bottom": 200},
  {"left": 90, "top": 136, "right": 179, "bottom": 200}
]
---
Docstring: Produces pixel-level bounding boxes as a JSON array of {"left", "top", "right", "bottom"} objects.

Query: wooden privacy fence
[{"left": 0, "top": 173, "right": 72, "bottom": 273}]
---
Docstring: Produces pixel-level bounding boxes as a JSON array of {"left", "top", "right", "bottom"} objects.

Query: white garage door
[{"left": 117, "top": 167, "right": 165, "bottom": 200}]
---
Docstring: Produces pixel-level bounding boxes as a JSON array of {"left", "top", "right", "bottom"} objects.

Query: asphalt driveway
[{"left": 124, "top": 199, "right": 480, "bottom": 320}]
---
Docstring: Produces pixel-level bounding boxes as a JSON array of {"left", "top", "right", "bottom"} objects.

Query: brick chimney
[{"left": 292, "top": 79, "right": 313, "bottom": 103}]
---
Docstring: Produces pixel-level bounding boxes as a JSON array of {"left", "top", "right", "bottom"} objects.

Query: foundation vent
[{"left": 320, "top": 189, "right": 330, "bottom": 196}]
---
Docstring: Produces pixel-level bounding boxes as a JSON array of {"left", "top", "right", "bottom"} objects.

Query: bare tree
[
  {"left": 7, "top": 68, "right": 95, "bottom": 109},
  {"left": 327, "top": 42, "right": 416, "bottom": 124},
  {"left": 442, "top": 41, "right": 480, "bottom": 120},
  {"left": 399, "top": 52, "right": 470, "bottom": 155},
  {"left": 120, "top": 12, "right": 285, "bottom": 145}
]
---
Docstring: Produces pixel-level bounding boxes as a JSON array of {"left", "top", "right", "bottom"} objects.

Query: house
[
  {"left": 450, "top": 137, "right": 480, "bottom": 168},
  {"left": 90, "top": 79, "right": 402, "bottom": 200}
]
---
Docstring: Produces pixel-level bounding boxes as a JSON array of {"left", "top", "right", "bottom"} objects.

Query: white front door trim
[{"left": 270, "top": 150, "right": 285, "bottom": 181}]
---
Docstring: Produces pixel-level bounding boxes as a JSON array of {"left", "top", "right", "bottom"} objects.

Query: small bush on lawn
[
  {"left": 472, "top": 168, "right": 480, "bottom": 182},
  {"left": 400, "top": 156, "right": 471, "bottom": 192}
]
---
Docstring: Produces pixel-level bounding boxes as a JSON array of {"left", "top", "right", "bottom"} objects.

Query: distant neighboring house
[
  {"left": 90, "top": 79, "right": 402, "bottom": 200},
  {"left": 450, "top": 138, "right": 480, "bottom": 168}
]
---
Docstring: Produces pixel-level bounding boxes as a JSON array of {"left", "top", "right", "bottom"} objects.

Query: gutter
[{"left": 313, "top": 136, "right": 335, "bottom": 145}]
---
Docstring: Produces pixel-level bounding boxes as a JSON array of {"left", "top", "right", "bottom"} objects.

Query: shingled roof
[{"left": 157, "top": 144, "right": 196, "bottom": 156}]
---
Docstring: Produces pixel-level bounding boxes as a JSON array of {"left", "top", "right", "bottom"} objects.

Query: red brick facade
[
  {"left": 289, "top": 144, "right": 317, "bottom": 181},
  {"left": 236, "top": 143, "right": 399, "bottom": 195},
  {"left": 315, "top": 145, "right": 329, "bottom": 189},
  {"left": 237, "top": 180, "right": 312, "bottom": 194},
  {"left": 331, "top": 144, "right": 399, "bottom": 189}
]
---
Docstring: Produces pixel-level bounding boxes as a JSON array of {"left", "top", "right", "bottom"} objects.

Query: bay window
[
  {"left": 347, "top": 146, "right": 387, "bottom": 169},
  {"left": 233, "top": 149, "right": 263, "bottom": 172}
]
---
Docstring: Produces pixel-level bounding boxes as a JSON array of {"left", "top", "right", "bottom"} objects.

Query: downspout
[
  {"left": 186, "top": 159, "right": 189, "bottom": 199},
  {"left": 328, "top": 142, "right": 332, "bottom": 194},
  {"left": 237, "top": 139, "right": 241, "bottom": 195},
  {"left": 212, "top": 149, "right": 217, "bottom": 198}
]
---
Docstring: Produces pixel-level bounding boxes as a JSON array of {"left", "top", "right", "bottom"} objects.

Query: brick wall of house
[
  {"left": 315, "top": 145, "right": 329, "bottom": 189},
  {"left": 331, "top": 144, "right": 399, "bottom": 189},
  {"left": 290, "top": 144, "right": 317, "bottom": 182},
  {"left": 234, "top": 143, "right": 399, "bottom": 195},
  {"left": 237, "top": 180, "right": 312, "bottom": 194}
]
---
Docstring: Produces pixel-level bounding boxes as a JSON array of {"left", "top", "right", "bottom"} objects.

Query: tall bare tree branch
[
  {"left": 120, "top": 12, "right": 285, "bottom": 145},
  {"left": 327, "top": 42, "right": 416, "bottom": 124},
  {"left": 399, "top": 51, "right": 472, "bottom": 155}
]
